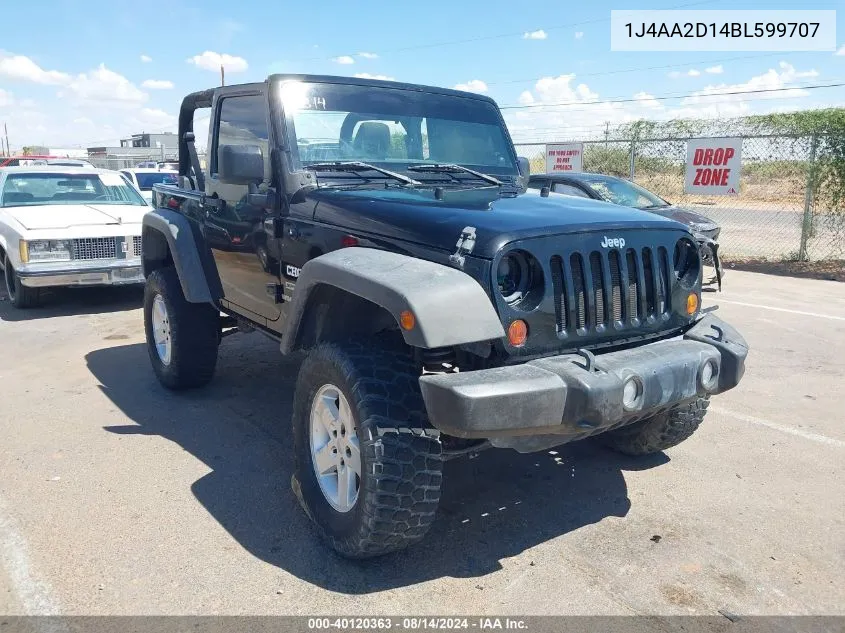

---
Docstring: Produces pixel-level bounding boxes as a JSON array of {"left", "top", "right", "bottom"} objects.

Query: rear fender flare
[{"left": 280, "top": 248, "right": 504, "bottom": 353}]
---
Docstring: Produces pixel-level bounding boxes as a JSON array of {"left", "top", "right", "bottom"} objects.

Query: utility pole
[
  {"left": 604, "top": 121, "right": 610, "bottom": 150},
  {"left": 4, "top": 122, "right": 9, "bottom": 157},
  {"left": 221, "top": 65, "right": 225, "bottom": 86}
]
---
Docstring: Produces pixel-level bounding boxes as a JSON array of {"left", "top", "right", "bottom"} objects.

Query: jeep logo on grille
[{"left": 600, "top": 236, "right": 625, "bottom": 248}]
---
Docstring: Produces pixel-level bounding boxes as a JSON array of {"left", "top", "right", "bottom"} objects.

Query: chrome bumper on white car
[{"left": 16, "top": 258, "right": 144, "bottom": 287}]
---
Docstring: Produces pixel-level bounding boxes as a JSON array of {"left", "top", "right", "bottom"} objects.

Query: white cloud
[
  {"left": 705, "top": 65, "right": 724, "bottom": 74},
  {"left": 63, "top": 64, "right": 147, "bottom": 104},
  {"left": 575, "top": 32, "right": 584, "bottom": 39},
  {"left": 357, "top": 52, "right": 378, "bottom": 59},
  {"left": 73, "top": 117, "right": 93, "bottom": 125},
  {"left": 332, "top": 55, "right": 355, "bottom": 65},
  {"left": 836, "top": 45, "right": 845, "bottom": 56},
  {"left": 453, "top": 79, "right": 488, "bottom": 93},
  {"left": 0, "top": 88, "right": 13, "bottom": 108},
  {"left": 503, "top": 62, "right": 820, "bottom": 143},
  {"left": 141, "top": 79, "right": 174, "bottom": 90},
  {"left": 523, "top": 30, "right": 547, "bottom": 40},
  {"left": 354, "top": 73, "right": 396, "bottom": 81},
  {"left": 669, "top": 68, "right": 705, "bottom": 78},
  {"left": 677, "top": 61, "right": 818, "bottom": 117},
  {"left": 140, "top": 55, "right": 152, "bottom": 63},
  {"left": 0, "top": 53, "right": 71, "bottom": 85},
  {"left": 187, "top": 51, "right": 248, "bottom": 73}
]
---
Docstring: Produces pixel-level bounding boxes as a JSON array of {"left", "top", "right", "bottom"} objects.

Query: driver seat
[{"left": 353, "top": 122, "right": 390, "bottom": 160}]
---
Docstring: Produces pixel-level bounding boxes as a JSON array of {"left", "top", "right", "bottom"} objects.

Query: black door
[{"left": 203, "top": 90, "right": 283, "bottom": 324}]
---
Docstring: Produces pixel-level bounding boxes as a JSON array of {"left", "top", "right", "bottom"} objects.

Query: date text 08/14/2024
[{"left": 307, "top": 617, "right": 529, "bottom": 630}]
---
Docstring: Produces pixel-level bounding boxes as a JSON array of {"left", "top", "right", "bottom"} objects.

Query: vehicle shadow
[
  {"left": 86, "top": 336, "right": 668, "bottom": 593},
  {"left": 0, "top": 277, "right": 143, "bottom": 322}
]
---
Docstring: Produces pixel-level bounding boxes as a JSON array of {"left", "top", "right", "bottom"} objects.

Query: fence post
[
  {"left": 629, "top": 139, "right": 636, "bottom": 181},
  {"left": 798, "top": 134, "right": 819, "bottom": 262}
]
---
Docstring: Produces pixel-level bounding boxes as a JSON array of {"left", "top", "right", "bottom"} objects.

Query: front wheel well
[{"left": 292, "top": 284, "right": 399, "bottom": 351}]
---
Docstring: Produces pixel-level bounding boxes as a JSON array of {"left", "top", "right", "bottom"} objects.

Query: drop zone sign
[
  {"left": 684, "top": 137, "right": 742, "bottom": 195},
  {"left": 546, "top": 143, "right": 584, "bottom": 173}
]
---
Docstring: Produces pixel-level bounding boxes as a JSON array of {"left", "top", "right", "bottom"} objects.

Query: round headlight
[
  {"left": 496, "top": 250, "right": 544, "bottom": 310},
  {"left": 673, "top": 238, "right": 701, "bottom": 288},
  {"left": 497, "top": 253, "right": 528, "bottom": 303}
]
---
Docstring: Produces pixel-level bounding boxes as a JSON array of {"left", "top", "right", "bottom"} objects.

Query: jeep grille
[{"left": 549, "top": 246, "right": 671, "bottom": 335}]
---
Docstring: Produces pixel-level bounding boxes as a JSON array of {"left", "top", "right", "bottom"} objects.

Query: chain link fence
[{"left": 516, "top": 133, "right": 844, "bottom": 262}]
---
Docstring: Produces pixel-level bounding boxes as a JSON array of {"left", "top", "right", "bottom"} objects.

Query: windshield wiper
[
  {"left": 304, "top": 161, "right": 421, "bottom": 186},
  {"left": 406, "top": 163, "right": 502, "bottom": 186}
]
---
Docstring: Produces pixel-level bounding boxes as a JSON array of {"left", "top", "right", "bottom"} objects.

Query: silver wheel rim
[
  {"left": 309, "top": 384, "right": 361, "bottom": 513},
  {"left": 151, "top": 294, "right": 172, "bottom": 365}
]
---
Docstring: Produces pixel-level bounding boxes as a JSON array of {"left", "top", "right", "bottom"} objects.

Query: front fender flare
[
  {"left": 280, "top": 248, "right": 505, "bottom": 353},
  {"left": 142, "top": 209, "right": 222, "bottom": 305}
]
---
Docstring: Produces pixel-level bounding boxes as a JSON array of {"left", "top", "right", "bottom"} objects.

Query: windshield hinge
[{"left": 449, "top": 226, "right": 477, "bottom": 268}]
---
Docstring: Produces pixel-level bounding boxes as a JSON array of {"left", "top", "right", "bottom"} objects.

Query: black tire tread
[
  {"left": 601, "top": 396, "right": 710, "bottom": 456},
  {"left": 293, "top": 340, "right": 443, "bottom": 558},
  {"left": 143, "top": 267, "right": 219, "bottom": 390},
  {"left": 4, "top": 257, "right": 41, "bottom": 309}
]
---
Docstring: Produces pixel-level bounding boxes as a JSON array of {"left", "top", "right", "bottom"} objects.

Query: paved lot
[{"left": 0, "top": 271, "right": 843, "bottom": 616}]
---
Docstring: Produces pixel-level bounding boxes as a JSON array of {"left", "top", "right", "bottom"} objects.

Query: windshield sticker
[{"left": 100, "top": 173, "right": 126, "bottom": 187}]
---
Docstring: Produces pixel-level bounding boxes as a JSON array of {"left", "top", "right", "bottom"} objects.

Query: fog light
[
  {"left": 701, "top": 359, "right": 719, "bottom": 390},
  {"left": 622, "top": 376, "right": 643, "bottom": 410}
]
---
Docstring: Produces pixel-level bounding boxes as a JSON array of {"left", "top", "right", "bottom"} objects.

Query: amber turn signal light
[
  {"left": 399, "top": 310, "right": 415, "bottom": 331},
  {"left": 508, "top": 319, "right": 528, "bottom": 347},
  {"left": 687, "top": 292, "right": 699, "bottom": 315}
]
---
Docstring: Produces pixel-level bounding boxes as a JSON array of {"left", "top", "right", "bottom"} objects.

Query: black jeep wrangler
[{"left": 141, "top": 74, "right": 749, "bottom": 558}]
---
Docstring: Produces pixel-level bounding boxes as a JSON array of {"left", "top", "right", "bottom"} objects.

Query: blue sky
[{"left": 1, "top": 0, "right": 843, "bottom": 150}]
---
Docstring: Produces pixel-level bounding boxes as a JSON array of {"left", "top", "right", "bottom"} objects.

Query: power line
[
  {"left": 485, "top": 52, "right": 786, "bottom": 87},
  {"left": 279, "top": 0, "right": 718, "bottom": 65},
  {"left": 499, "top": 80, "right": 845, "bottom": 111}
]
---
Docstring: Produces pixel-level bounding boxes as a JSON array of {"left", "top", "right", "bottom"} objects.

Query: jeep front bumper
[{"left": 418, "top": 314, "right": 747, "bottom": 448}]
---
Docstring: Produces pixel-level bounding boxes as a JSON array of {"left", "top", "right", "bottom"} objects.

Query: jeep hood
[{"left": 310, "top": 187, "right": 686, "bottom": 258}]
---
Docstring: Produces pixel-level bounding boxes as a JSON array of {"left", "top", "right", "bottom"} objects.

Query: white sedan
[
  {"left": 119, "top": 168, "right": 178, "bottom": 204},
  {"left": 0, "top": 166, "right": 151, "bottom": 309}
]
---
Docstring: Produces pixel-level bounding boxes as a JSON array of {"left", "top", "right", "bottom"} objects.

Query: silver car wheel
[
  {"left": 151, "top": 294, "right": 172, "bottom": 365},
  {"left": 309, "top": 384, "right": 361, "bottom": 513}
]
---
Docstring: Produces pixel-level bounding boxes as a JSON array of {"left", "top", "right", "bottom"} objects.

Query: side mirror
[
  {"left": 516, "top": 156, "right": 530, "bottom": 193},
  {"left": 218, "top": 144, "right": 264, "bottom": 185}
]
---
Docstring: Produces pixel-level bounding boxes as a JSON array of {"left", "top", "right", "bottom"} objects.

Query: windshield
[
  {"left": 0, "top": 172, "right": 148, "bottom": 207},
  {"left": 135, "top": 172, "right": 178, "bottom": 191},
  {"left": 582, "top": 176, "right": 668, "bottom": 209},
  {"left": 278, "top": 81, "right": 518, "bottom": 178}
]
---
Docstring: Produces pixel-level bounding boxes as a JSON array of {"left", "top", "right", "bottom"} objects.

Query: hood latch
[{"left": 449, "top": 226, "right": 477, "bottom": 268}]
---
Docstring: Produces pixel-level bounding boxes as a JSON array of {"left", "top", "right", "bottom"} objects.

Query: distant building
[
  {"left": 120, "top": 132, "right": 177, "bottom": 151},
  {"left": 87, "top": 132, "right": 178, "bottom": 159}
]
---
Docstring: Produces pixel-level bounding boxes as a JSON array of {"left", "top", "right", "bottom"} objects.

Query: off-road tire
[
  {"left": 3, "top": 255, "right": 41, "bottom": 309},
  {"left": 600, "top": 396, "right": 710, "bottom": 456},
  {"left": 291, "top": 339, "right": 443, "bottom": 559},
  {"left": 143, "top": 267, "right": 219, "bottom": 390}
]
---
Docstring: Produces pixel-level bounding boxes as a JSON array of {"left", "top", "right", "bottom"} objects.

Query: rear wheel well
[
  {"left": 293, "top": 285, "right": 399, "bottom": 351},
  {"left": 142, "top": 226, "right": 173, "bottom": 275}
]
